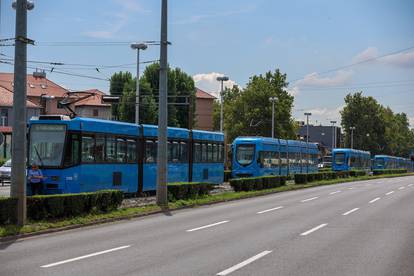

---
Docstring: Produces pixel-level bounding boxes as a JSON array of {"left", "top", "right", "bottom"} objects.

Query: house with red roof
[{"left": 195, "top": 88, "right": 216, "bottom": 131}]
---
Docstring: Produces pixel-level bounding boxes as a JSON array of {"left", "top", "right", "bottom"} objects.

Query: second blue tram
[
  {"left": 373, "top": 155, "right": 413, "bottom": 172},
  {"left": 27, "top": 116, "right": 224, "bottom": 195},
  {"left": 231, "top": 137, "right": 319, "bottom": 178},
  {"left": 332, "top": 148, "right": 371, "bottom": 171}
]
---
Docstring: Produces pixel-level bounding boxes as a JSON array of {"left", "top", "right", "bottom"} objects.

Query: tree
[
  {"left": 114, "top": 64, "right": 196, "bottom": 127},
  {"left": 109, "top": 72, "right": 133, "bottom": 120},
  {"left": 214, "top": 69, "right": 296, "bottom": 142},
  {"left": 341, "top": 92, "right": 414, "bottom": 156}
]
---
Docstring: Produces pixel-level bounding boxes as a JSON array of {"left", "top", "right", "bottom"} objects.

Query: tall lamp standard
[
  {"left": 130, "top": 43, "right": 148, "bottom": 124},
  {"left": 269, "top": 97, "right": 278, "bottom": 138},
  {"left": 304, "top": 112, "right": 312, "bottom": 173},
  {"left": 330, "top": 120, "right": 337, "bottom": 150},
  {"left": 216, "top": 76, "right": 229, "bottom": 133},
  {"left": 349, "top": 126, "right": 355, "bottom": 149}
]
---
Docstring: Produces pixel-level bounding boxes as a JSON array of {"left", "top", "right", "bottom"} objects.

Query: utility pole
[
  {"left": 350, "top": 126, "right": 355, "bottom": 149},
  {"left": 11, "top": 0, "right": 34, "bottom": 226},
  {"left": 304, "top": 112, "right": 312, "bottom": 173},
  {"left": 156, "top": 0, "right": 168, "bottom": 206},
  {"left": 330, "top": 120, "right": 337, "bottom": 151},
  {"left": 216, "top": 76, "right": 228, "bottom": 133},
  {"left": 130, "top": 43, "right": 147, "bottom": 124},
  {"left": 269, "top": 97, "right": 277, "bottom": 138}
]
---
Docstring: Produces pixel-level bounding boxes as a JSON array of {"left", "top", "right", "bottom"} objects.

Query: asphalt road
[{"left": 1, "top": 176, "right": 413, "bottom": 276}]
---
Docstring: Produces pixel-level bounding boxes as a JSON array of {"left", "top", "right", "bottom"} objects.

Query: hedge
[
  {"left": 349, "top": 170, "right": 367, "bottom": 177},
  {"left": 0, "top": 197, "right": 17, "bottom": 224},
  {"left": 294, "top": 171, "right": 358, "bottom": 184},
  {"left": 229, "top": 175, "right": 286, "bottom": 192},
  {"left": 168, "top": 182, "right": 215, "bottom": 201},
  {"left": 0, "top": 190, "right": 123, "bottom": 224},
  {"left": 373, "top": 169, "right": 407, "bottom": 175}
]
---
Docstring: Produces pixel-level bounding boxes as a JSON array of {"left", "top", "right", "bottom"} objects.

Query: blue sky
[{"left": 1, "top": 0, "right": 413, "bottom": 127}]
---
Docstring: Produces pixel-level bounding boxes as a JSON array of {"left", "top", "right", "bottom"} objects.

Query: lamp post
[
  {"left": 269, "top": 97, "right": 277, "bottom": 138},
  {"left": 130, "top": 43, "right": 147, "bottom": 124},
  {"left": 216, "top": 76, "right": 229, "bottom": 133},
  {"left": 304, "top": 112, "right": 312, "bottom": 173},
  {"left": 330, "top": 120, "right": 337, "bottom": 150},
  {"left": 349, "top": 126, "right": 355, "bottom": 149}
]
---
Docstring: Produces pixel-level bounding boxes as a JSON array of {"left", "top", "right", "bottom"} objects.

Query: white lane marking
[
  {"left": 186, "top": 220, "right": 229, "bottom": 232},
  {"left": 300, "top": 223, "right": 328, "bottom": 236},
  {"left": 257, "top": 206, "right": 283, "bottom": 214},
  {"left": 369, "top": 197, "right": 381, "bottom": 204},
  {"left": 41, "top": 245, "right": 131, "bottom": 268},
  {"left": 348, "top": 187, "right": 354, "bottom": 190},
  {"left": 386, "top": 191, "right": 394, "bottom": 195},
  {"left": 343, "top": 208, "right": 360, "bottom": 216},
  {"left": 329, "top": 190, "right": 341, "bottom": 195},
  {"left": 398, "top": 186, "right": 405, "bottom": 190},
  {"left": 408, "top": 184, "right": 413, "bottom": 187},
  {"left": 217, "top": 250, "right": 272, "bottom": 276},
  {"left": 301, "top": 197, "right": 319, "bottom": 202}
]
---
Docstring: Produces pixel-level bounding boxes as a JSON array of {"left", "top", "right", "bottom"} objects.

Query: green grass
[{"left": 1, "top": 173, "right": 413, "bottom": 238}]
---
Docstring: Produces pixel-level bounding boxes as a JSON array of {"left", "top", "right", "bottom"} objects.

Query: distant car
[{"left": 0, "top": 159, "right": 11, "bottom": 182}]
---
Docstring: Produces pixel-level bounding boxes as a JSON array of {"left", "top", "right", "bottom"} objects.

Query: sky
[{"left": 1, "top": 0, "right": 413, "bottom": 127}]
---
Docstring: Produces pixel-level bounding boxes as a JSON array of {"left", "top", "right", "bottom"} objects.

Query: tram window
[
  {"left": 218, "top": 144, "right": 223, "bottom": 162},
  {"left": 180, "top": 142, "right": 188, "bottom": 162},
  {"left": 106, "top": 137, "right": 117, "bottom": 162},
  {"left": 194, "top": 142, "right": 201, "bottom": 163},
  {"left": 280, "top": 152, "right": 287, "bottom": 167},
  {"left": 64, "top": 133, "right": 80, "bottom": 167},
  {"left": 169, "top": 141, "right": 180, "bottom": 163},
  {"left": 95, "top": 135, "right": 105, "bottom": 163},
  {"left": 145, "top": 140, "right": 157, "bottom": 163},
  {"left": 81, "top": 136, "right": 95, "bottom": 163},
  {"left": 212, "top": 144, "right": 218, "bottom": 162},
  {"left": 202, "top": 143, "right": 207, "bottom": 162},
  {"left": 207, "top": 143, "right": 213, "bottom": 162},
  {"left": 127, "top": 139, "right": 137, "bottom": 163}
]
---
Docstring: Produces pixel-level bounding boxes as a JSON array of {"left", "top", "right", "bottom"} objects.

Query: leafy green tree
[
  {"left": 113, "top": 64, "right": 196, "bottom": 127},
  {"left": 109, "top": 72, "right": 133, "bottom": 120},
  {"left": 214, "top": 69, "right": 296, "bottom": 142}
]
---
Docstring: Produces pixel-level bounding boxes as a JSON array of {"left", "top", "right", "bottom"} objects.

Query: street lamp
[
  {"left": 269, "top": 97, "right": 278, "bottom": 138},
  {"left": 304, "top": 112, "right": 312, "bottom": 173},
  {"left": 330, "top": 120, "right": 337, "bottom": 150},
  {"left": 130, "top": 43, "right": 148, "bottom": 124},
  {"left": 349, "top": 126, "right": 355, "bottom": 149},
  {"left": 216, "top": 76, "right": 229, "bottom": 132}
]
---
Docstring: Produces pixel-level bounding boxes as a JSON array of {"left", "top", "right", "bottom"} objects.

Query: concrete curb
[{"left": 1, "top": 173, "right": 412, "bottom": 243}]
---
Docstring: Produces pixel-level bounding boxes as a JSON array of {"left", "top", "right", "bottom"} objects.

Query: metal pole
[
  {"left": 156, "top": 0, "right": 168, "bottom": 206},
  {"left": 271, "top": 100, "right": 275, "bottom": 138},
  {"left": 219, "top": 80, "right": 224, "bottom": 132},
  {"left": 331, "top": 123, "right": 335, "bottom": 150},
  {"left": 135, "top": 49, "right": 140, "bottom": 124},
  {"left": 11, "top": 0, "right": 28, "bottom": 225}
]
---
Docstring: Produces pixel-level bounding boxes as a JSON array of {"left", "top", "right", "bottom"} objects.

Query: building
[
  {"left": 72, "top": 89, "right": 111, "bottom": 120},
  {"left": 298, "top": 124, "right": 342, "bottom": 152},
  {"left": 0, "top": 85, "right": 41, "bottom": 159},
  {"left": 195, "top": 88, "right": 216, "bottom": 131}
]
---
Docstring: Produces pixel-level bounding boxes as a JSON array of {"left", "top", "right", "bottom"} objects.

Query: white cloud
[
  {"left": 172, "top": 6, "right": 255, "bottom": 25},
  {"left": 382, "top": 51, "right": 414, "bottom": 68},
  {"left": 296, "top": 105, "right": 344, "bottom": 125},
  {"left": 193, "top": 72, "right": 237, "bottom": 98},
  {"left": 352, "top": 47, "right": 379, "bottom": 64},
  {"left": 409, "top": 117, "right": 414, "bottom": 128}
]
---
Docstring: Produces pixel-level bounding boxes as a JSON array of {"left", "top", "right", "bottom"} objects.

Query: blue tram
[
  {"left": 27, "top": 116, "right": 224, "bottom": 195},
  {"left": 231, "top": 137, "right": 319, "bottom": 178},
  {"left": 373, "top": 155, "right": 413, "bottom": 172},
  {"left": 332, "top": 148, "right": 371, "bottom": 171}
]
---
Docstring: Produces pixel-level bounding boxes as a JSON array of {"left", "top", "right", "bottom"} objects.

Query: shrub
[
  {"left": 349, "top": 170, "right": 366, "bottom": 177},
  {"left": 373, "top": 169, "right": 407, "bottom": 175},
  {"left": 229, "top": 175, "right": 285, "bottom": 192},
  {"left": 0, "top": 197, "right": 17, "bottom": 224},
  {"left": 168, "top": 182, "right": 214, "bottom": 201},
  {"left": 336, "top": 171, "right": 350, "bottom": 178},
  {"left": 294, "top": 174, "right": 308, "bottom": 184}
]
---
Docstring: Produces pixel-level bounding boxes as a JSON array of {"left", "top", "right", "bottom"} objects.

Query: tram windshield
[
  {"left": 236, "top": 144, "right": 255, "bottom": 166},
  {"left": 334, "top": 152, "right": 345, "bottom": 165},
  {"left": 29, "top": 124, "right": 66, "bottom": 167}
]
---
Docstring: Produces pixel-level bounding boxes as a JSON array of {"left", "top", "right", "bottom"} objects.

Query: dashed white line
[
  {"left": 217, "top": 250, "right": 272, "bottom": 276},
  {"left": 41, "top": 245, "right": 131, "bottom": 268},
  {"left": 348, "top": 187, "right": 354, "bottom": 190},
  {"left": 398, "top": 186, "right": 405, "bottom": 190},
  {"left": 300, "top": 223, "right": 328, "bottom": 236},
  {"left": 257, "top": 206, "right": 283, "bottom": 214},
  {"left": 301, "top": 197, "right": 319, "bottom": 202},
  {"left": 186, "top": 220, "right": 229, "bottom": 232},
  {"left": 342, "top": 208, "right": 360, "bottom": 216},
  {"left": 329, "top": 190, "right": 341, "bottom": 195},
  {"left": 408, "top": 184, "right": 413, "bottom": 187},
  {"left": 386, "top": 191, "right": 394, "bottom": 195},
  {"left": 369, "top": 197, "right": 381, "bottom": 204}
]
